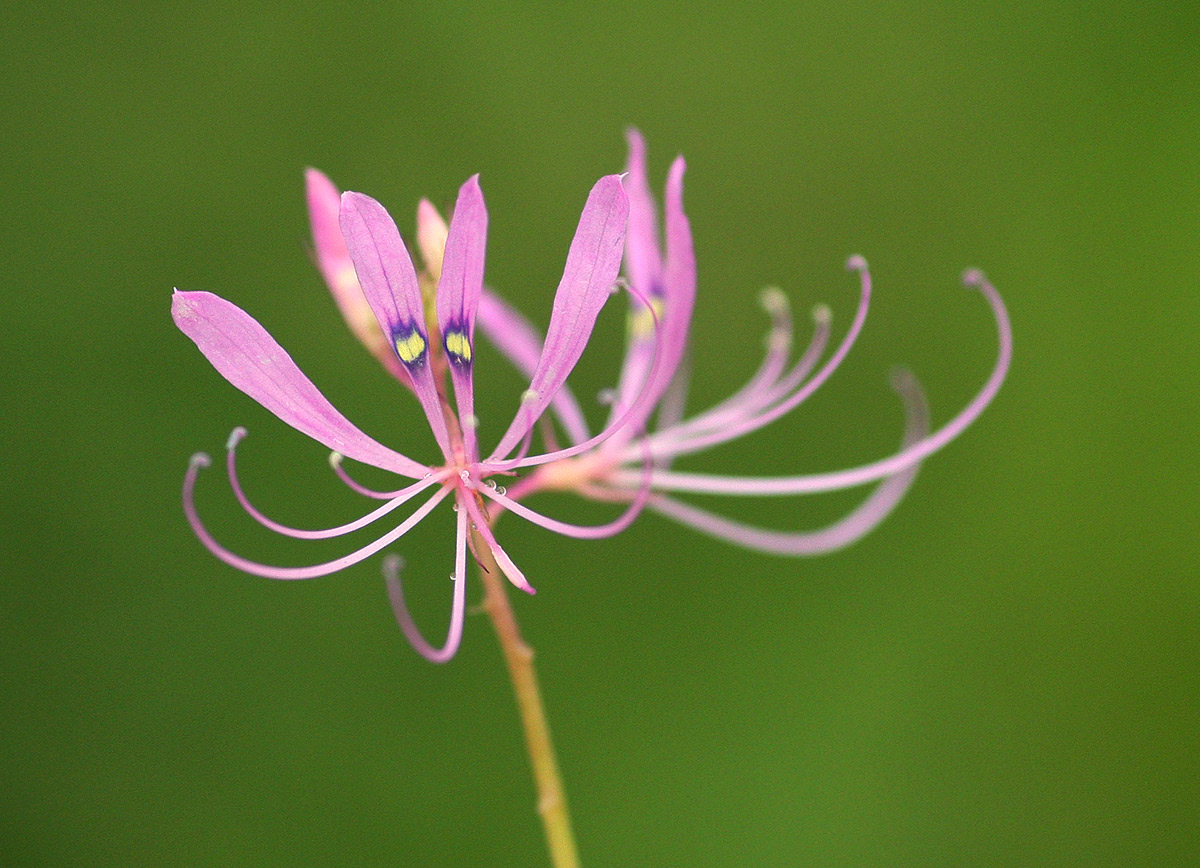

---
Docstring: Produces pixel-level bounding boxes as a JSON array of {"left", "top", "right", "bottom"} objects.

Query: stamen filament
[
  {"left": 184, "top": 452, "right": 452, "bottom": 579},
  {"left": 612, "top": 269, "right": 1011, "bottom": 496},
  {"left": 636, "top": 256, "right": 871, "bottom": 462},
  {"left": 226, "top": 430, "right": 450, "bottom": 538},
  {"left": 383, "top": 501, "right": 468, "bottom": 663}
]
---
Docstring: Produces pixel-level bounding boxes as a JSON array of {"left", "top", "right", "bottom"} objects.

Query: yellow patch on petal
[
  {"left": 444, "top": 329, "right": 472, "bottom": 363},
  {"left": 394, "top": 329, "right": 427, "bottom": 364}
]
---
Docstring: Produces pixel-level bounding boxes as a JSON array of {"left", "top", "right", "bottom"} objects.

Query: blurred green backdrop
[{"left": 3, "top": 1, "right": 1197, "bottom": 866}]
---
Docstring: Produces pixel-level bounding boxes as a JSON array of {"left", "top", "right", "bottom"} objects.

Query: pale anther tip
[
  {"left": 759, "top": 286, "right": 789, "bottom": 314},
  {"left": 962, "top": 268, "right": 986, "bottom": 288},
  {"left": 225, "top": 426, "right": 248, "bottom": 451},
  {"left": 463, "top": 414, "right": 480, "bottom": 430},
  {"left": 328, "top": 451, "right": 343, "bottom": 467},
  {"left": 383, "top": 553, "right": 404, "bottom": 574},
  {"left": 812, "top": 303, "right": 833, "bottom": 325},
  {"left": 190, "top": 452, "right": 212, "bottom": 469},
  {"left": 846, "top": 254, "right": 869, "bottom": 272},
  {"left": 520, "top": 388, "right": 540, "bottom": 404}
]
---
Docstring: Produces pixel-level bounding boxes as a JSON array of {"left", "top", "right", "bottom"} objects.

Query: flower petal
[
  {"left": 487, "top": 174, "right": 629, "bottom": 461},
  {"left": 435, "top": 175, "right": 488, "bottom": 458},
  {"left": 172, "top": 290, "right": 428, "bottom": 478},
  {"left": 339, "top": 191, "right": 454, "bottom": 458},
  {"left": 305, "top": 168, "right": 414, "bottom": 389}
]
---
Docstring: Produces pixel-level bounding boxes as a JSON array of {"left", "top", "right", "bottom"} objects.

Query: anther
[
  {"left": 846, "top": 254, "right": 868, "bottom": 272},
  {"left": 190, "top": 452, "right": 212, "bottom": 469},
  {"left": 328, "top": 451, "right": 344, "bottom": 468},
  {"left": 759, "top": 286, "right": 789, "bottom": 315},
  {"left": 962, "top": 268, "right": 986, "bottom": 288},
  {"left": 520, "top": 388, "right": 540, "bottom": 404},
  {"left": 226, "top": 426, "right": 248, "bottom": 451},
  {"left": 596, "top": 387, "right": 617, "bottom": 406},
  {"left": 812, "top": 303, "right": 833, "bottom": 326}
]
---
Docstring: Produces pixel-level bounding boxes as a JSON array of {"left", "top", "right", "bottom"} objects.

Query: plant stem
[{"left": 471, "top": 526, "right": 581, "bottom": 868}]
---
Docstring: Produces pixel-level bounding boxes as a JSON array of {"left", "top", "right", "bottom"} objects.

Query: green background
[{"left": 3, "top": 2, "right": 1197, "bottom": 865}]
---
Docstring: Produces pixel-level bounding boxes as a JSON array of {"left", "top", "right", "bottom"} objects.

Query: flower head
[{"left": 176, "top": 132, "right": 1010, "bottom": 662}]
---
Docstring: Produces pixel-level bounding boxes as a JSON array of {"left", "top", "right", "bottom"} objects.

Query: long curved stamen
[
  {"left": 485, "top": 278, "right": 665, "bottom": 471},
  {"left": 639, "top": 255, "right": 872, "bottom": 463},
  {"left": 225, "top": 429, "right": 450, "bottom": 538},
  {"left": 383, "top": 502, "right": 468, "bottom": 663},
  {"left": 460, "top": 496, "right": 536, "bottom": 594},
  {"left": 478, "top": 434, "right": 655, "bottom": 540},
  {"left": 633, "top": 301, "right": 832, "bottom": 461},
  {"left": 644, "top": 369, "right": 931, "bottom": 554},
  {"left": 184, "top": 452, "right": 451, "bottom": 579},
  {"left": 329, "top": 452, "right": 419, "bottom": 500},
  {"left": 613, "top": 269, "right": 1011, "bottom": 496}
]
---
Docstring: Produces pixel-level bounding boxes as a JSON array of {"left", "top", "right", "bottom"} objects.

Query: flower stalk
[{"left": 472, "top": 521, "right": 579, "bottom": 868}]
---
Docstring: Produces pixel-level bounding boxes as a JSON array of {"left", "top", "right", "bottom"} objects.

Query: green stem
[{"left": 472, "top": 526, "right": 581, "bottom": 868}]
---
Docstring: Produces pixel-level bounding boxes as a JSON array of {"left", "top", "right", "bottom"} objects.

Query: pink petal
[
  {"left": 435, "top": 175, "right": 488, "bottom": 458},
  {"left": 487, "top": 174, "right": 629, "bottom": 461},
  {"left": 605, "top": 153, "right": 696, "bottom": 453},
  {"left": 339, "top": 191, "right": 454, "bottom": 458},
  {"left": 172, "top": 290, "right": 428, "bottom": 478}
]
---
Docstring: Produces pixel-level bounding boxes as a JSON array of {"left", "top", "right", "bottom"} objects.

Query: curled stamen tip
[
  {"left": 962, "top": 268, "right": 987, "bottom": 288},
  {"left": 812, "top": 303, "right": 833, "bottom": 325},
  {"left": 846, "top": 254, "right": 869, "bottom": 272},
  {"left": 189, "top": 452, "right": 212, "bottom": 469},
  {"left": 382, "top": 553, "right": 404, "bottom": 575},
  {"left": 520, "top": 388, "right": 540, "bottom": 404},
  {"left": 225, "top": 426, "right": 248, "bottom": 451},
  {"left": 759, "top": 286, "right": 789, "bottom": 315},
  {"left": 888, "top": 366, "right": 918, "bottom": 393},
  {"left": 328, "top": 451, "right": 344, "bottom": 468}
]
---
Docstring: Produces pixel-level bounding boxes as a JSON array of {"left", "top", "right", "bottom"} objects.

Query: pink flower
[
  {"left": 497, "top": 130, "right": 1012, "bottom": 556},
  {"left": 177, "top": 172, "right": 658, "bottom": 662},
  {"left": 175, "top": 132, "right": 1010, "bottom": 663}
]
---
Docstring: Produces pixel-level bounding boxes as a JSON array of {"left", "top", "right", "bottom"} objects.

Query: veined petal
[
  {"left": 632, "top": 158, "right": 697, "bottom": 425},
  {"left": 606, "top": 130, "right": 663, "bottom": 430},
  {"left": 622, "top": 128, "right": 664, "bottom": 306},
  {"left": 172, "top": 291, "right": 428, "bottom": 479},
  {"left": 305, "top": 168, "right": 414, "bottom": 389},
  {"left": 476, "top": 290, "right": 591, "bottom": 446},
  {"left": 339, "top": 191, "right": 454, "bottom": 459},
  {"left": 436, "top": 175, "right": 487, "bottom": 459},
  {"left": 487, "top": 174, "right": 629, "bottom": 461}
]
